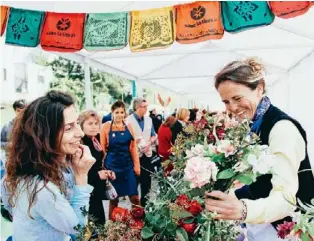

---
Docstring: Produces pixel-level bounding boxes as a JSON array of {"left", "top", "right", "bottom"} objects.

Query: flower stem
[{"left": 205, "top": 221, "right": 211, "bottom": 241}]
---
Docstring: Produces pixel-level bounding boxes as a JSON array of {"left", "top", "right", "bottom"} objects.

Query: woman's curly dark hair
[{"left": 5, "top": 90, "right": 74, "bottom": 217}]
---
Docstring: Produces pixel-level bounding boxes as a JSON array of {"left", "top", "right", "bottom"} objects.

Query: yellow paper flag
[{"left": 130, "top": 7, "right": 175, "bottom": 52}]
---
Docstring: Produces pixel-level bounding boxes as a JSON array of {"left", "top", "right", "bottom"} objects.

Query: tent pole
[{"left": 84, "top": 59, "right": 93, "bottom": 109}]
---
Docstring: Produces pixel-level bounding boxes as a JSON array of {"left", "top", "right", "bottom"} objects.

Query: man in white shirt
[{"left": 126, "top": 97, "right": 157, "bottom": 206}]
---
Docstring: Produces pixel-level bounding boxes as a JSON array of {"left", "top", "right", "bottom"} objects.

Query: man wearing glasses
[{"left": 126, "top": 97, "right": 157, "bottom": 207}]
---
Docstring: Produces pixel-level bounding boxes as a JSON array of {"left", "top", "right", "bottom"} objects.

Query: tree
[{"left": 47, "top": 57, "right": 132, "bottom": 110}]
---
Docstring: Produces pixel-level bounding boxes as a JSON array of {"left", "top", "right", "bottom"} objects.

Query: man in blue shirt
[{"left": 102, "top": 112, "right": 112, "bottom": 124}]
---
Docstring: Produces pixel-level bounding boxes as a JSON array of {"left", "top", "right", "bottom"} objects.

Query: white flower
[
  {"left": 185, "top": 150, "right": 194, "bottom": 159},
  {"left": 184, "top": 156, "right": 217, "bottom": 188},
  {"left": 233, "top": 161, "right": 249, "bottom": 172},
  {"left": 254, "top": 153, "right": 275, "bottom": 174},
  {"left": 247, "top": 153, "right": 258, "bottom": 166},
  {"left": 291, "top": 211, "right": 302, "bottom": 223},
  {"left": 186, "top": 144, "right": 205, "bottom": 158},
  {"left": 217, "top": 140, "right": 236, "bottom": 157},
  {"left": 246, "top": 151, "right": 275, "bottom": 175}
]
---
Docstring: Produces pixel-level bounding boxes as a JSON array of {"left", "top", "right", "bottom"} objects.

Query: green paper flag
[
  {"left": 84, "top": 12, "right": 129, "bottom": 51},
  {"left": 221, "top": 1, "right": 275, "bottom": 33},
  {"left": 5, "top": 8, "right": 44, "bottom": 47}
]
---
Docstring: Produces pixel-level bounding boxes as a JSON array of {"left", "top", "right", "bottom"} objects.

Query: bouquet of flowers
[
  {"left": 277, "top": 199, "right": 314, "bottom": 241},
  {"left": 141, "top": 112, "right": 275, "bottom": 241}
]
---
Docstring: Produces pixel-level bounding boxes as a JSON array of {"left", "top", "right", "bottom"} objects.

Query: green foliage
[{"left": 47, "top": 57, "right": 132, "bottom": 110}]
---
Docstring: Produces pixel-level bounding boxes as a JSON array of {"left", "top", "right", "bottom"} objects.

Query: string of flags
[{"left": 0, "top": 1, "right": 313, "bottom": 53}]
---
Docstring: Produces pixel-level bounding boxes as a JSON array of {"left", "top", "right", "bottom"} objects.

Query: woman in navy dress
[{"left": 100, "top": 100, "right": 141, "bottom": 219}]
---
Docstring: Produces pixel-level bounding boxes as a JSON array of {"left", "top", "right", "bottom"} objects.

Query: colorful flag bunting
[
  {"left": 5, "top": 8, "right": 44, "bottom": 47},
  {"left": 1, "top": 6, "right": 9, "bottom": 36},
  {"left": 268, "top": 1, "right": 312, "bottom": 19},
  {"left": 221, "top": 1, "right": 275, "bottom": 33},
  {"left": 40, "top": 12, "right": 85, "bottom": 52},
  {"left": 175, "top": 1, "right": 224, "bottom": 44},
  {"left": 84, "top": 12, "right": 129, "bottom": 51},
  {"left": 130, "top": 7, "right": 175, "bottom": 52}
]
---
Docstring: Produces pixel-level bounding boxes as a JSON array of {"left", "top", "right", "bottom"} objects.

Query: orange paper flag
[
  {"left": 1, "top": 6, "right": 9, "bottom": 36},
  {"left": 175, "top": 1, "right": 224, "bottom": 44},
  {"left": 268, "top": 1, "right": 312, "bottom": 19},
  {"left": 40, "top": 12, "right": 85, "bottom": 52}
]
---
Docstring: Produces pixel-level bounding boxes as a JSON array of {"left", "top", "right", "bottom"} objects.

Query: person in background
[
  {"left": 188, "top": 108, "right": 198, "bottom": 122},
  {"left": 149, "top": 107, "right": 162, "bottom": 133},
  {"left": 100, "top": 100, "right": 140, "bottom": 219},
  {"left": 205, "top": 57, "right": 314, "bottom": 241},
  {"left": 1, "top": 99, "right": 26, "bottom": 150},
  {"left": 126, "top": 97, "right": 157, "bottom": 207},
  {"left": 158, "top": 116, "right": 177, "bottom": 161},
  {"left": 171, "top": 108, "right": 190, "bottom": 145},
  {"left": 102, "top": 112, "right": 112, "bottom": 124},
  {"left": 79, "top": 110, "right": 115, "bottom": 225},
  {"left": 1, "top": 90, "right": 95, "bottom": 241}
]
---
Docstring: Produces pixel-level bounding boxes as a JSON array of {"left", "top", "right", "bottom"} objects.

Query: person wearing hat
[{"left": 1, "top": 99, "right": 26, "bottom": 151}]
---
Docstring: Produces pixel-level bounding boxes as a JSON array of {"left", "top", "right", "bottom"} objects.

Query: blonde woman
[
  {"left": 171, "top": 108, "right": 190, "bottom": 144},
  {"left": 79, "top": 110, "right": 115, "bottom": 225}
]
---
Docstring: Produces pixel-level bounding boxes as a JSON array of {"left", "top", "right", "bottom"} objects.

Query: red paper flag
[
  {"left": 40, "top": 12, "right": 85, "bottom": 52},
  {"left": 268, "top": 1, "right": 312, "bottom": 19}
]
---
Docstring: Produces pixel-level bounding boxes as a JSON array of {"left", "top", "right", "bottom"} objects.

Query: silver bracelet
[{"left": 240, "top": 200, "right": 248, "bottom": 221}]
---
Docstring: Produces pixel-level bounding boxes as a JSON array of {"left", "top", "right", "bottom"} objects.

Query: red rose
[
  {"left": 181, "top": 223, "right": 197, "bottom": 234},
  {"left": 111, "top": 207, "right": 130, "bottom": 222},
  {"left": 208, "top": 134, "right": 215, "bottom": 142},
  {"left": 131, "top": 207, "right": 145, "bottom": 220},
  {"left": 277, "top": 221, "right": 295, "bottom": 239},
  {"left": 164, "top": 163, "right": 174, "bottom": 176},
  {"left": 129, "top": 218, "right": 144, "bottom": 230},
  {"left": 216, "top": 128, "right": 225, "bottom": 140},
  {"left": 188, "top": 200, "right": 202, "bottom": 216},
  {"left": 175, "top": 194, "right": 191, "bottom": 209}
]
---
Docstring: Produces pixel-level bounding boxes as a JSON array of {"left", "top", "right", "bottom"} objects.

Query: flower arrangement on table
[{"left": 75, "top": 206, "right": 145, "bottom": 241}]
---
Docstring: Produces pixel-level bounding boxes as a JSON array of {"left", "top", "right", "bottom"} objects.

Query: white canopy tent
[{"left": 3, "top": 1, "right": 314, "bottom": 165}]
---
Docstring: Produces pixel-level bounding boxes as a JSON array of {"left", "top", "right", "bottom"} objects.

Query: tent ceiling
[{"left": 4, "top": 1, "right": 314, "bottom": 103}]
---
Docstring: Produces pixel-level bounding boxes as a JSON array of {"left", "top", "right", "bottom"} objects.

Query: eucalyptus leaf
[
  {"left": 176, "top": 228, "right": 189, "bottom": 241},
  {"left": 235, "top": 174, "right": 254, "bottom": 185},
  {"left": 301, "top": 232, "right": 311, "bottom": 241},
  {"left": 172, "top": 210, "right": 193, "bottom": 219},
  {"left": 217, "top": 169, "right": 235, "bottom": 179},
  {"left": 141, "top": 227, "right": 155, "bottom": 239}
]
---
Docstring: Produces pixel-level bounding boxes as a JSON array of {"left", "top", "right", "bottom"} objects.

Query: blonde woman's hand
[{"left": 98, "top": 170, "right": 109, "bottom": 180}]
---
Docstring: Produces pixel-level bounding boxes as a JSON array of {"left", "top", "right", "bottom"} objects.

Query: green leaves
[
  {"left": 235, "top": 174, "right": 254, "bottom": 185},
  {"left": 217, "top": 169, "right": 235, "bottom": 179},
  {"left": 141, "top": 227, "right": 155, "bottom": 239},
  {"left": 301, "top": 232, "right": 311, "bottom": 241},
  {"left": 176, "top": 228, "right": 189, "bottom": 241},
  {"left": 211, "top": 153, "right": 225, "bottom": 163},
  {"left": 172, "top": 210, "right": 193, "bottom": 219}
]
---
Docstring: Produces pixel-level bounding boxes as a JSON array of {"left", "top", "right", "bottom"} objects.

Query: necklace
[{"left": 113, "top": 122, "right": 125, "bottom": 136}]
